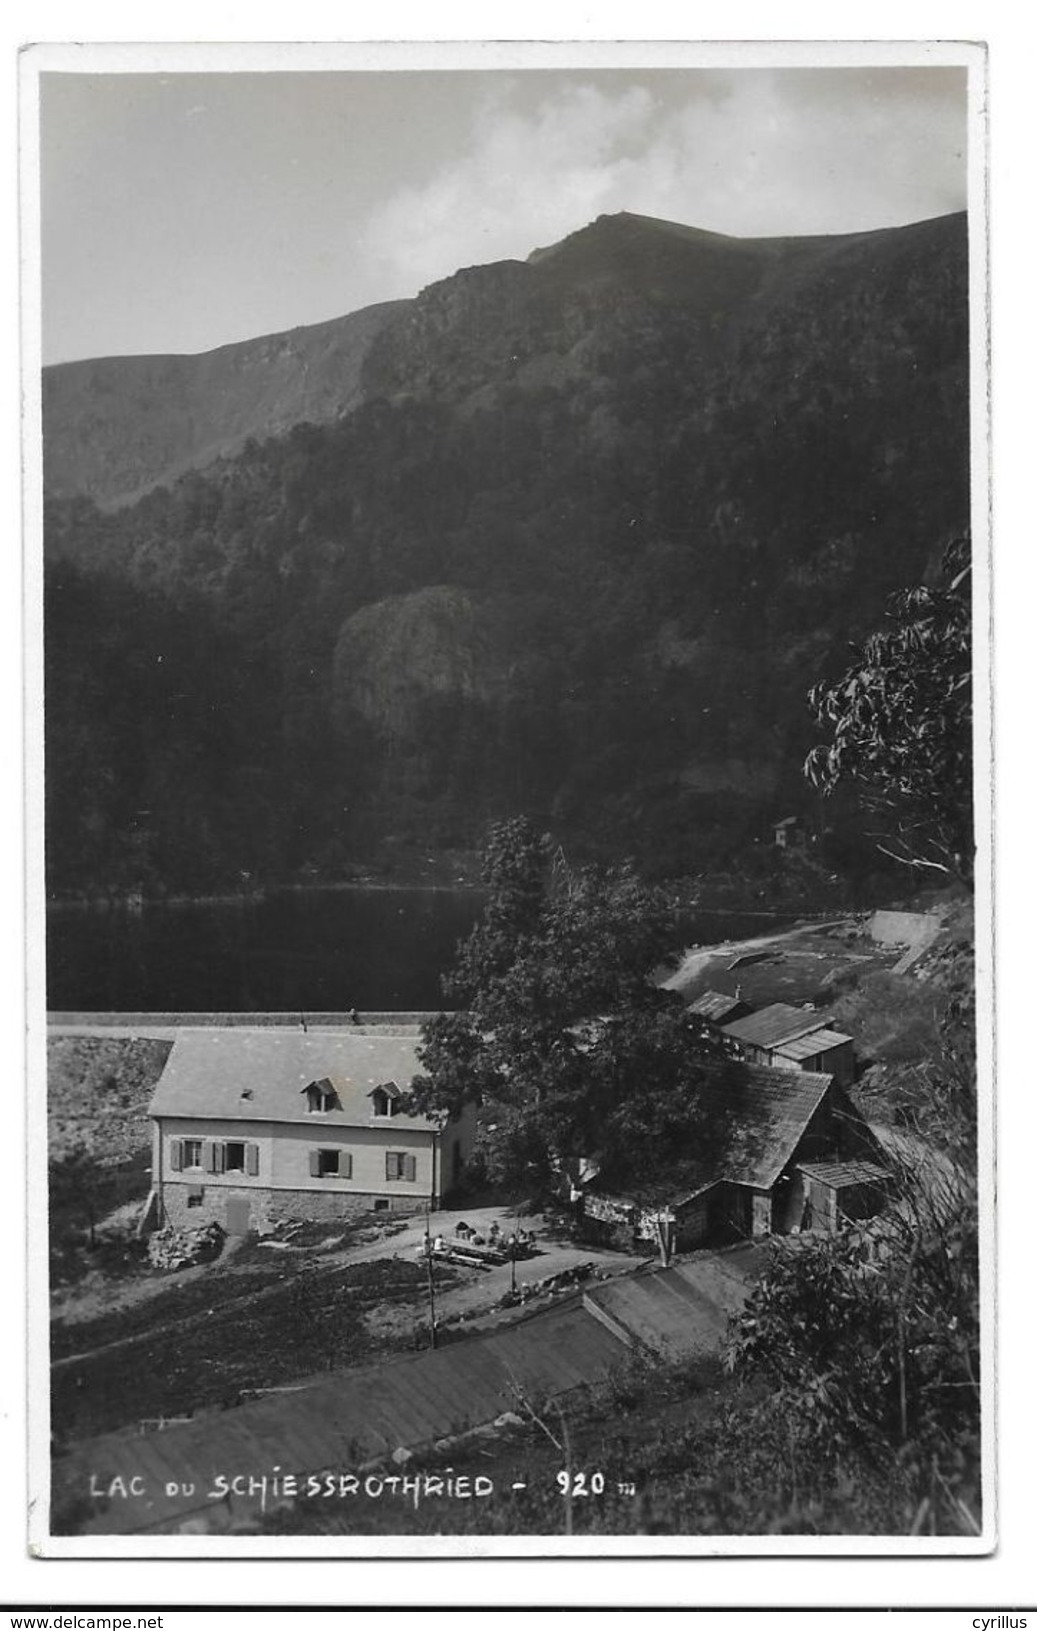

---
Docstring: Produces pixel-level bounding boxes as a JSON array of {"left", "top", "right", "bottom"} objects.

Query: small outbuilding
[
  {"left": 685, "top": 989, "right": 754, "bottom": 1027},
  {"left": 774, "top": 815, "right": 808, "bottom": 850},
  {"left": 790, "top": 1159, "right": 892, "bottom": 1233},
  {"left": 721, "top": 1002, "right": 826, "bottom": 1058},
  {"left": 771, "top": 1026, "right": 856, "bottom": 1089},
  {"left": 720, "top": 1003, "right": 856, "bottom": 1087}
]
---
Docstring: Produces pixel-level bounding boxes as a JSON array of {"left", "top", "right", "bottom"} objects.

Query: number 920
[{"left": 556, "top": 1470, "right": 605, "bottom": 1497}]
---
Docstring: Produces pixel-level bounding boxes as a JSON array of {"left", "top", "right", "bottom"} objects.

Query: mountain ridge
[
  {"left": 42, "top": 209, "right": 967, "bottom": 510},
  {"left": 43, "top": 207, "right": 971, "bottom": 897},
  {"left": 42, "top": 298, "right": 407, "bottom": 509}
]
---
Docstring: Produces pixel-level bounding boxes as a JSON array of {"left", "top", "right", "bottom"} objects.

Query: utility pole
[{"left": 424, "top": 1210, "right": 437, "bottom": 1349}]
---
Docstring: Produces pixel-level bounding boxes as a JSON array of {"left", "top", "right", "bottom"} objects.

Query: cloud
[
  {"left": 361, "top": 81, "right": 659, "bottom": 294},
  {"left": 360, "top": 70, "right": 967, "bottom": 301}
]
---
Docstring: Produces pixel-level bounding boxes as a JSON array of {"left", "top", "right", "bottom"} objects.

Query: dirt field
[
  {"left": 663, "top": 917, "right": 900, "bottom": 1011},
  {"left": 50, "top": 1202, "right": 644, "bottom": 1444}
]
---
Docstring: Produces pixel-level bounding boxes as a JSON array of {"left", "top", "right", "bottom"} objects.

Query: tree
[
  {"left": 805, "top": 535, "right": 972, "bottom": 883},
  {"left": 49, "top": 1140, "right": 108, "bottom": 1248},
  {"left": 407, "top": 818, "right": 726, "bottom": 1193}
]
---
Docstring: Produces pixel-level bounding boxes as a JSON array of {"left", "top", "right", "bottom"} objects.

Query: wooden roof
[
  {"left": 721, "top": 1002, "right": 830, "bottom": 1051},
  {"left": 690, "top": 1062, "right": 835, "bottom": 1191},
  {"left": 686, "top": 989, "right": 749, "bottom": 1023},
  {"left": 774, "top": 1027, "right": 854, "bottom": 1060},
  {"left": 601, "top": 1060, "right": 837, "bottom": 1206},
  {"left": 796, "top": 1159, "right": 889, "bottom": 1189}
]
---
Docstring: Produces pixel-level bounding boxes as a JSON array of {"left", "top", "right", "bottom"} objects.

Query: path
[{"left": 51, "top": 1207, "right": 638, "bottom": 1370}]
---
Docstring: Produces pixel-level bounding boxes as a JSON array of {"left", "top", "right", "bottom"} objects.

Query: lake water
[{"left": 46, "top": 888, "right": 796, "bottom": 1013}]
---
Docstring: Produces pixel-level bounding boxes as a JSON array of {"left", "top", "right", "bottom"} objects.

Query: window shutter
[
  {"left": 310, "top": 1150, "right": 321, "bottom": 1178},
  {"left": 385, "top": 1152, "right": 396, "bottom": 1180},
  {"left": 340, "top": 1152, "right": 352, "bottom": 1179},
  {"left": 403, "top": 1154, "right": 417, "bottom": 1182},
  {"left": 246, "top": 1143, "right": 259, "bottom": 1177},
  {"left": 214, "top": 1142, "right": 226, "bottom": 1175},
  {"left": 205, "top": 1141, "right": 219, "bottom": 1175},
  {"left": 170, "top": 1139, "right": 182, "bottom": 1172}
]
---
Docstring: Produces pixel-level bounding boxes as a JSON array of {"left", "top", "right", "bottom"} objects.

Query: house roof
[
  {"left": 149, "top": 1028, "right": 440, "bottom": 1131},
  {"left": 774, "top": 1028, "right": 854, "bottom": 1061},
  {"left": 796, "top": 1159, "right": 889, "bottom": 1189},
  {"left": 690, "top": 1062, "right": 835, "bottom": 1192},
  {"left": 597, "top": 1060, "right": 836, "bottom": 1207},
  {"left": 686, "top": 990, "right": 749, "bottom": 1023},
  {"left": 721, "top": 1003, "right": 830, "bottom": 1051}
]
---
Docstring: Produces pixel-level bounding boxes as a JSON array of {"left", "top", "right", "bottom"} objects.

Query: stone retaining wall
[{"left": 159, "top": 1182, "right": 427, "bottom": 1233}]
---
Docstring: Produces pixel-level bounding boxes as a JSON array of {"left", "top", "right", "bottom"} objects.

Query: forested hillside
[{"left": 43, "top": 210, "right": 970, "bottom": 897}]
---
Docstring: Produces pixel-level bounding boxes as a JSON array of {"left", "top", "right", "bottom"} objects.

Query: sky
[{"left": 38, "top": 64, "right": 968, "bottom": 365}]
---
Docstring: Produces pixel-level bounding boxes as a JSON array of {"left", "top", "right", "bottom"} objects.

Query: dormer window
[
  {"left": 302, "top": 1077, "right": 338, "bottom": 1114},
  {"left": 368, "top": 1081, "right": 401, "bottom": 1118}
]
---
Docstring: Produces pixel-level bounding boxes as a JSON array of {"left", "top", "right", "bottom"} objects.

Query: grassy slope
[
  {"left": 48, "top": 1035, "right": 171, "bottom": 1165},
  {"left": 51, "top": 1254, "right": 448, "bottom": 1444}
]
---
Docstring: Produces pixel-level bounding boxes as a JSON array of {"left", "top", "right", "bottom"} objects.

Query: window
[
  {"left": 310, "top": 1149, "right": 353, "bottom": 1179},
  {"left": 373, "top": 1199, "right": 389, "bottom": 1212},
  {"left": 305, "top": 1079, "right": 338, "bottom": 1114},
  {"left": 198, "top": 1140, "right": 259, "bottom": 1176},
  {"left": 187, "top": 1186, "right": 204, "bottom": 1209},
  {"left": 386, "top": 1152, "right": 417, "bottom": 1182},
  {"left": 183, "top": 1139, "right": 203, "bottom": 1170},
  {"left": 370, "top": 1081, "right": 402, "bottom": 1118}
]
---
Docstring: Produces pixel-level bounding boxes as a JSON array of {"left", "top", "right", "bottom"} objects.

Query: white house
[{"left": 146, "top": 1026, "right": 475, "bottom": 1234}]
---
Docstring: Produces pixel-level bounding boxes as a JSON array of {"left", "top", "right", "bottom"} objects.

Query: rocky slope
[{"left": 43, "top": 299, "right": 405, "bottom": 509}]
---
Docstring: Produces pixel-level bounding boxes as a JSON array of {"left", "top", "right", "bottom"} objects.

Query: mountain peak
[{"left": 526, "top": 210, "right": 745, "bottom": 267}]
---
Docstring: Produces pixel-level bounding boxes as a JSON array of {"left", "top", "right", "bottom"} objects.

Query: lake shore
[
  {"left": 47, "top": 877, "right": 488, "bottom": 911},
  {"left": 663, "top": 917, "right": 855, "bottom": 994}
]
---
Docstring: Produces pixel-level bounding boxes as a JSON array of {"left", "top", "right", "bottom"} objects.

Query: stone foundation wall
[{"left": 158, "top": 1183, "right": 428, "bottom": 1233}]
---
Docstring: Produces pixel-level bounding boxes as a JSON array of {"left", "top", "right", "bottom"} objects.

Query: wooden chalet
[{"left": 579, "top": 1058, "right": 884, "bottom": 1253}]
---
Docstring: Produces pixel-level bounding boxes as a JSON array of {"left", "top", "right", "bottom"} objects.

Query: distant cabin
[
  {"left": 578, "top": 1059, "right": 885, "bottom": 1252},
  {"left": 685, "top": 989, "right": 754, "bottom": 1027},
  {"left": 773, "top": 815, "right": 808, "bottom": 849},
  {"left": 720, "top": 1003, "right": 855, "bottom": 1089},
  {"left": 147, "top": 1026, "right": 475, "bottom": 1235}
]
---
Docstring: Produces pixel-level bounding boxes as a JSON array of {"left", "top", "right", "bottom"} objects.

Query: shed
[
  {"left": 792, "top": 1159, "right": 892, "bottom": 1233},
  {"left": 720, "top": 1002, "right": 832, "bottom": 1065},
  {"left": 774, "top": 815, "right": 807, "bottom": 849},
  {"left": 686, "top": 989, "right": 754, "bottom": 1026},
  {"left": 772, "top": 1026, "right": 856, "bottom": 1089}
]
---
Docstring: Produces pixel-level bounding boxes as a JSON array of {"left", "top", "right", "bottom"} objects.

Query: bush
[{"left": 727, "top": 1183, "right": 980, "bottom": 1535}]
